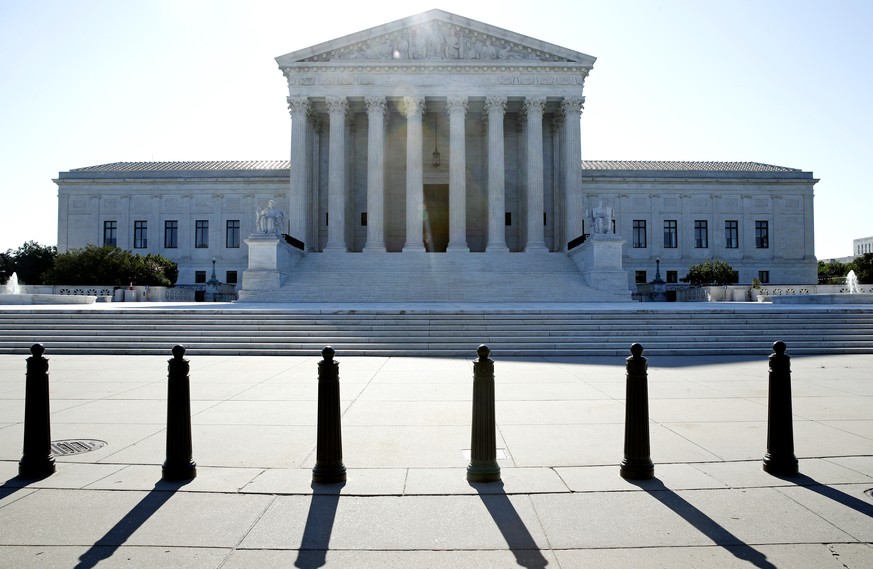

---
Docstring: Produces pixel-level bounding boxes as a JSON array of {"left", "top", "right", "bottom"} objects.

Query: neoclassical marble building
[{"left": 54, "top": 10, "right": 817, "bottom": 298}]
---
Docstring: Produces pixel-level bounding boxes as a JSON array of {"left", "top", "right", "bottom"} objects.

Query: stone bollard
[
  {"left": 19, "top": 344, "right": 56, "bottom": 478},
  {"left": 467, "top": 345, "right": 501, "bottom": 483},
  {"left": 162, "top": 345, "right": 197, "bottom": 480},
  {"left": 312, "top": 346, "right": 346, "bottom": 484},
  {"left": 763, "top": 341, "right": 799, "bottom": 476},
  {"left": 620, "top": 343, "right": 654, "bottom": 480}
]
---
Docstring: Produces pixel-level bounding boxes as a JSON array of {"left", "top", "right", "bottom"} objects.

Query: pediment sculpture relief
[{"left": 303, "top": 21, "right": 570, "bottom": 63}]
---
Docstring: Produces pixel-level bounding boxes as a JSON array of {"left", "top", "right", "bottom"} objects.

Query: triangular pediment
[{"left": 276, "top": 9, "right": 595, "bottom": 66}]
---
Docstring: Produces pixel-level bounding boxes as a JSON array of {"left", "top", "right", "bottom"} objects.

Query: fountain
[
  {"left": 0, "top": 271, "right": 96, "bottom": 305},
  {"left": 1, "top": 272, "right": 20, "bottom": 295},
  {"left": 846, "top": 270, "right": 860, "bottom": 294}
]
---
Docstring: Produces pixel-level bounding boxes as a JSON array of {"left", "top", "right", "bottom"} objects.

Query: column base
[
  {"left": 323, "top": 243, "right": 349, "bottom": 253},
  {"left": 523, "top": 243, "right": 549, "bottom": 253},
  {"left": 402, "top": 243, "right": 426, "bottom": 253},
  {"left": 162, "top": 459, "right": 197, "bottom": 481},
  {"left": 466, "top": 461, "right": 501, "bottom": 483},
  {"left": 619, "top": 457, "right": 654, "bottom": 480},
  {"left": 362, "top": 244, "right": 387, "bottom": 254},
  {"left": 762, "top": 453, "right": 799, "bottom": 477},
  {"left": 312, "top": 462, "right": 347, "bottom": 484},
  {"left": 446, "top": 243, "right": 470, "bottom": 253},
  {"left": 486, "top": 244, "right": 510, "bottom": 253}
]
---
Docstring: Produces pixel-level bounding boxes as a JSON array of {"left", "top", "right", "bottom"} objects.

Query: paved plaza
[{"left": 1, "top": 344, "right": 872, "bottom": 567}]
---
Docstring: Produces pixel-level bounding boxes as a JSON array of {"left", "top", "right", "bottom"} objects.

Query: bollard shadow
[
  {"left": 628, "top": 478, "right": 776, "bottom": 569},
  {"left": 294, "top": 482, "right": 345, "bottom": 569},
  {"left": 471, "top": 481, "right": 549, "bottom": 569},
  {"left": 0, "top": 475, "right": 36, "bottom": 502},
  {"left": 73, "top": 479, "right": 190, "bottom": 569},
  {"left": 775, "top": 473, "right": 873, "bottom": 519}
]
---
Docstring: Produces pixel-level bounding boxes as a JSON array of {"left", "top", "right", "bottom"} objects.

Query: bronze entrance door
[{"left": 423, "top": 184, "right": 449, "bottom": 252}]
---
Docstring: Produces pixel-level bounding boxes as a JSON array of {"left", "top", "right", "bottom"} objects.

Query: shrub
[
  {"left": 43, "top": 245, "right": 178, "bottom": 286},
  {"left": 680, "top": 259, "right": 739, "bottom": 286}
]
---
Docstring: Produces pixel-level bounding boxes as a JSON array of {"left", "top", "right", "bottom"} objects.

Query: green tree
[
  {"left": 1, "top": 241, "right": 57, "bottom": 285},
  {"left": 849, "top": 253, "right": 873, "bottom": 284},
  {"left": 818, "top": 259, "right": 850, "bottom": 285},
  {"left": 680, "top": 259, "right": 739, "bottom": 286},
  {"left": 43, "top": 245, "right": 178, "bottom": 286}
]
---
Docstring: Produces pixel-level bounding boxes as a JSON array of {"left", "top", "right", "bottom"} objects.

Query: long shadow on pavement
[
  {"left": 778, "top": 473, "right": 873, "bottom": 519},
  {"left": 74, "top": 479, "right": 190, "bottom": 569},
  {"left": 294, "top": 482, "right": 345, "bottom": 569},
  {"left": 629, "top": 478, "right": 777, "bottom": 569},
  {"left": 473, "top": 481, "right": 549, "bottom": 569}
]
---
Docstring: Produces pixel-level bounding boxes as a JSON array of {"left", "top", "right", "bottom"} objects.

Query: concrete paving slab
[
  {"left": 0, "top": 422, "right": 165, "bottom": 464},
  {"left": 240, "top": 494, "right": 550, "bottom": 551},
  {"left": 223, "top": 548, "right": 561, "bottom": 569},
  {"left": 0, "top": 545, "right": 230, "bottom": 569},
  {"left": 648, "top": 397, "right": 768, "bottom": 422},
  {"left": 100, "top": 424, "right": 317, "bottom": 469},
  {"left": 341, "top": 425, "right": 496, "bottom": 468},
  {"left": 191, "top": 399, "right": 352, "bottom": 426},
  {"left": 556, "top": 463, "right": 728, "bottom": 493},
  {"left": 240, "top": 467, "right": 408, "bottom": 496},
  {"left": 827, "top": 455, "right": 873, "bottom": 477},
  {"left": 694, "top": 458, "right": 873, "bottom": 488},
  {"left": 821, "top": 420, "right": 873, "bottom": 441},
  {"left": 83, "top": 464, "right": 265, "bottom": 493},
  {"left": 341, "top": 400, "right": 471, "bottom": 426},
  {"left": 496, "top": 399, "right": 626, "bottom": 424},
  {"left": 403, "top": 467, "right": 568, "bottom": 495},
  {"left": 555, "top": 543, "right": 869, "bottom": 569},
  {"left": 0, "top": 488, "right": 273, "bottom": 547},
  {"left": 776, "top": 483, "right": 873, "bottom": 541}
]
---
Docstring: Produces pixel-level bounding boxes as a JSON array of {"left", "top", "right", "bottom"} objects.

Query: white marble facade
[{"left": 54, "top": 10, "right": 818, "bottom": 290}]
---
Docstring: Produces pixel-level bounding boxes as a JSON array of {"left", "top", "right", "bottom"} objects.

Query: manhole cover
[{"left": 50, "top": 439, "right": 106, "bottom": 456}]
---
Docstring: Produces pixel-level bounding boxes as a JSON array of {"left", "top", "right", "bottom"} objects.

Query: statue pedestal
[
  {"left": 240, "top": 235, "right": 302, "bottom": 293},
  {"left": 568, "top": 234, "right": 629, "bottom": 293}
]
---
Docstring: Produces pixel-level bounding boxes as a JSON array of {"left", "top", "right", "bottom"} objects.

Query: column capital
[
  {"left": 484, "top": 96, "right": 507, "bottom": 116},
  {"left": 364, "top": 96, "right": 387, "bottom": 116},
  {"left": 524, "top": 96, "right": 546, "bottom": 115},
  {"left": 325, "top": 96, "right": 348, "bottom": 116},
  {"left": 400, "top": 96, "right": 426, "bottom": 118},
  {"left": 446, "top": 96, "right": 468, "bottom": 115},
  {"left": 287, "top": 97, "right": 310, "bottom": 116},
  {"left": 561, "top": 96, "right": 586, "bottom": 115}
]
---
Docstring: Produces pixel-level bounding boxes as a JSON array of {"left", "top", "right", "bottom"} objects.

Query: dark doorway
[{"left": 423, "top": 184, "right": 449, "bottom": 252}]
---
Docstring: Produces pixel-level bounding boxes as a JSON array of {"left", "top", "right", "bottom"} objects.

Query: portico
[{"left": 277, "top": 10, "right": 595, "bottom": 255}]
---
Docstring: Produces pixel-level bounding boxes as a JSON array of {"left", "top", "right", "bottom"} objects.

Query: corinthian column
[
  {"left": 485, "top": 96, "right": 508, "bottom": 252},
  {"left": 524, "top": 96, "right": 547, "bottom": 252},
  {"left": 562, "top": 96, "right": 585, "bottom": 248},
  {"left": 325, "top": 97, "right": 348, "bottom": 251},
  {"left": 364, "top": 97, "right": 387, "bottom": 253},
  {"left": 287, "top": 97, "right": 310, "bottom": 243},
  {"left": 401, "top": 96, "right": 426, "bottom": 252},
  {"left": 447, "top": 96, "right": 469, "bottom": 252}
]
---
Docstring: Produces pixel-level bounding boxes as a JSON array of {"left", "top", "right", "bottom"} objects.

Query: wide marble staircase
[
  {"left": 1, "top": 305, "right": 872, "bottom": 357},
  {"left": 237, "top": 252, "right": 631, "bottom": 303}
]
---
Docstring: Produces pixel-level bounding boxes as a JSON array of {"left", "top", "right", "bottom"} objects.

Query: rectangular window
[
  {"left": 103, "top": 221, "right": 117, "bottom": 247},
  {"left": 164, "top": 220, "right": 178, "bottom": 249},
  {"left": 635, "top": 270, "right": 647, "bottom": 284},
  {"left": 632, "top": 220, "right": 647, "bottom": 248},
  {"left": 725, "top": 220, "right": 739, "bottom": 249},
  {"left": 694, "top": 220, "right": 708, "bottom": 248},
  {"left": 133, "top": 221, "right": 147, "bottom": 249},
  {"left": 666, "top": 270, "right": 678, "bottom": 283},
  {"left": 226, "top": 270, "right": 238, "bottom": 284},
  {"left": 194, "top": 271, "right": 206, "bottom": 284},
  {"left": 226, "top": 220, "right": 240, "bottom": 248},
  {"left": 195, "top": 220, "right": 209, "bottom": 248},
  {"left": 755, "top": 220, "right": 769, "bottom": 248},
  {"left": 758, "top": 270, "right": 770, "bottom": 284},
  {"left": 663, "top": 220, "right": 678, "bottom": 248}
]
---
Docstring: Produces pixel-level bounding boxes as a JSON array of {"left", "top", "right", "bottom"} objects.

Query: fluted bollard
[
  {"left": 763, "top": 341, "right": 798, "bottom": 476},
  {"left": 163, "top": 345, "right": 196, "bottom": 480},
  {"left": 19, "top": 344, "right": 56, "bottom": 478},
  {"left": 312, "top": 346, "right": 346, "bottom": 484},
  {"left": 467, "top": 345, "right": 501, "bottom": 483},
  {"left": 620, "top": 343, "right": 654, "bottom": 480}
]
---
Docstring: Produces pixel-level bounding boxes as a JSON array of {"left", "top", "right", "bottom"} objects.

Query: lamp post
[
  {"left": 206, "top": 258, "right": 220, "bottom": 301},
  {"left": 652, "top": 257, "right": 668, "bottom": 302}
]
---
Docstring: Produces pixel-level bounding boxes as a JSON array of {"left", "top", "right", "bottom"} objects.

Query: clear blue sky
[{"left": 1, "top": 0, "right": 870, "bottom": 260}]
